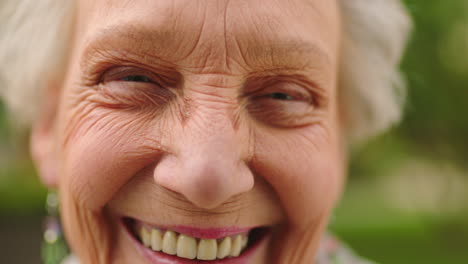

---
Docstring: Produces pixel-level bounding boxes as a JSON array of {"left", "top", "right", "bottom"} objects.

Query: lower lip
[{"left": 121, "top": 219, "right": 270, "bottom": 264}]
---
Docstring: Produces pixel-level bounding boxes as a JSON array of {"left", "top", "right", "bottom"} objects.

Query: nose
[{"left": 153, "top": 107, "right": 254, "bottom": 210}]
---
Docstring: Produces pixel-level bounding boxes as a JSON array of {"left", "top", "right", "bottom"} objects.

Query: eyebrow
[
  {"left": 81, "top": 24, "right": 178, "bottom": 69},
  {"left": 81, "top": 24, "right": 334, "bottom": 87}
]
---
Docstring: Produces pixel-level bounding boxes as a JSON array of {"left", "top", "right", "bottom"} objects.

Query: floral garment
[{"left": 316, "top": 234, "right": 377, "bottom": 264}]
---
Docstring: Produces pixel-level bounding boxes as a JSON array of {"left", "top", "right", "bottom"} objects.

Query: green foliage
[
  {"left": 0, "top": 160, "right": 47, "bottom": 215},
  {"left": 399, "top": 0, "right": 468, "bottom": 168}
]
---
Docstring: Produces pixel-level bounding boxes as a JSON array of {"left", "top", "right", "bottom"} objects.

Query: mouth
[{"left": 122, "top": 218, "right": 270, "bottom": 263}]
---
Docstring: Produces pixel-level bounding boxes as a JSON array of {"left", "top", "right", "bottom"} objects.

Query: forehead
[{"left": 77, "top": 0, "right": 339, "bottom": 73}]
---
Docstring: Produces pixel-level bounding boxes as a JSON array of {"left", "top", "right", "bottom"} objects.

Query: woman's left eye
[
  {"left": 245, "top": 80, "right": 320, "bottom": 127},
  {"left": 120, "top": 75, "right": 152, "bottom": 83},
  {"left": 265, "top": 93, "right": 295, "bottom": 101}
]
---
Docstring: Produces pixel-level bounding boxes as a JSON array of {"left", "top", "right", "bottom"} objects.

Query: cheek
[
  {"left": 253, "top": 124, "right": 343, "bottom": 227},
  {"left": 57, "top": 106, "right": 166, "bottom": 210},
  {"left": 54, "top": 94, "right": 174, "bottom": 260}
]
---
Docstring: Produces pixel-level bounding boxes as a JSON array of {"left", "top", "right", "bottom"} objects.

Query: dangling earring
[{"left": 42, "top": 191, "right": 70, "bottom": 264}]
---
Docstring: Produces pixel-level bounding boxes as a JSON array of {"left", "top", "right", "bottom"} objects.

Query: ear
[{"left": 30, "top": 81, "right": 60, "bottom": 188}]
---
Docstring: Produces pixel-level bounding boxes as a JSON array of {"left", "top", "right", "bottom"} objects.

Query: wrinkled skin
[{"left": 32, "top": 0, "right": 344, "bottom": 263}]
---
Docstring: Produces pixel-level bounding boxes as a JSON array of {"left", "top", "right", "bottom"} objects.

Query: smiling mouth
[{"left": 123, "top": 218, "right": 270, "bottom": 262}]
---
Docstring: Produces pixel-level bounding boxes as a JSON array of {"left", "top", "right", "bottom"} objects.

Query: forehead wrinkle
[{"left": 79, "top": 17, "right": 333, "bottom": 83}]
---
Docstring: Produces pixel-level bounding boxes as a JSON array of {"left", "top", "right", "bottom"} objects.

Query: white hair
[
  {"left": 339, "top": 0, "right": 411, "bottom": 142},
  {"left": 0, "top": 0, "right": 411, "bottom": 143}
]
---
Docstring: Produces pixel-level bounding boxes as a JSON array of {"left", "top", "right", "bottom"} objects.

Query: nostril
[
  {"left": 154, "top": 152, "right": 254, "bottom": 210},
  {"left": 181, "top": 177, "right": 237, "bottom": 209},
  {"left": 181, "top": 163, "right": 254, "bottom": 210}
]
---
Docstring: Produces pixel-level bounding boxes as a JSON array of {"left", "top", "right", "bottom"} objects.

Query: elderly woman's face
[{"left": 35, "top": 0, "right": 343, "bottom": 263}]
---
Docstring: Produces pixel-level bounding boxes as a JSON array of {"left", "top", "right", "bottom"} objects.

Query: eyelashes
[
  {"left": 246, "top": 85, "right": 318, "bottom": 128},
  {"left": 120, "top": 75, "right": 153, "bottom": 83},
  {"left": 92, "top": 66, "right": 322, "bottom": 127},
  {"left": 92, "top": 68, "right": 176, "bottom": 110},
  {"left": 265, "top": 93, "right": 295, "bottom": 100},
  {"left": 115, "top": 75, "right": 306, "bottom": 103}
]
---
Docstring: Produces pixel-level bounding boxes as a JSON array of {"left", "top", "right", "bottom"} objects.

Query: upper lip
[
  {"left": 132, "top": 218, "right": 255, "bottom": 239},
  {"left": 145, "top": 225, "right": 253, "bottom": 239}
]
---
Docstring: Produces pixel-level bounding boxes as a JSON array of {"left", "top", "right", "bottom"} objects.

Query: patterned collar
[{"left": 316, "top": 234, "right": 376, "bottom": 264}]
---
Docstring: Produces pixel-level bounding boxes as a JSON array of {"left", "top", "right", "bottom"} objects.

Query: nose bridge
[
  {"left": 186, "top": 102, "right": 241, "bottom": 154},
  {"left": 154, "top": 93, "right": 254, "bottom": 210}
]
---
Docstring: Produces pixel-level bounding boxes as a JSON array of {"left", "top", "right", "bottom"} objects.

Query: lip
[
  {"left": 121, "top": 218, "right": 271, "bottom": 264},
  {"left": 133, "top": 220, "right": 253, "bottom": 239},
  {"left": 154, "top": 226, "right": 252, "bottom": 240}
]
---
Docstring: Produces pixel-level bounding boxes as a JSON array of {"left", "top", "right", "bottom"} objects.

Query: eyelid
[
  {"left": 248, "top": 79, "right": 317, "bottom": 105},
  {"left": 263, "top": 86, "right": 311, "bottom": 101},
  {"left": 100, "top": 66, "right": 159, "bottom": 84}
]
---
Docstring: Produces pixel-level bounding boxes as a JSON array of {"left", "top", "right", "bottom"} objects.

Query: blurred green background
[{"left": 1, "top": 0, "right": 467, "bottom": 263}]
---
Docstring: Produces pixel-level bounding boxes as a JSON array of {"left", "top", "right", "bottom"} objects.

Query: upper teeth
[{"left": 139, "top": 227, "right": 249, "bottom": 260}]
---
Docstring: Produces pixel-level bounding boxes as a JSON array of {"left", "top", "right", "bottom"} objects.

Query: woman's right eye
[
  {"left": 93, "top": 69, "right": 177, "bottom": 110},
  {"left": 120, "top": 75, "right": 153, "bottom": 83}
]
